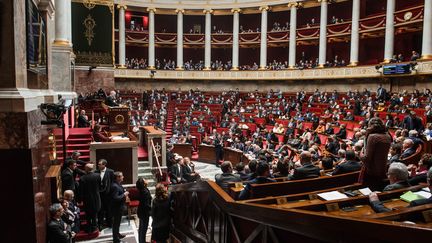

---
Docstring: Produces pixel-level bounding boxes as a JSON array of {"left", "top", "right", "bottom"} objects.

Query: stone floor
[{"left": 79, "top": 161, "right": 221, "bottom": 242}]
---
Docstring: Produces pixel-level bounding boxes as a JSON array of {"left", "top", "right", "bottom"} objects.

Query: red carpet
[{"left": 138, "top": 145, "right": 148, "bottom": 161}]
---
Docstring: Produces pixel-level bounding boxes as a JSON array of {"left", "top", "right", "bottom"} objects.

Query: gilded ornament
[{"left": 83, "top": 15, "right": 96, "bottom": 46}]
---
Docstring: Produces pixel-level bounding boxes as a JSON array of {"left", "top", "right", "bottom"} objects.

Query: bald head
[
  {"left": 85, "top": 163, "right": 94, "bottom": 172},
  {"left": 300, "top": 151, "right": 312, "bottom": 164},
  {"left": 63, "top": 190, "right": 74, "bottom": 201}
]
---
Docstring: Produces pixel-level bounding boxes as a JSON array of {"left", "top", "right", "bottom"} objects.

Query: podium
[
  {"left": 142, "top": 126, "right": 167, "bottom": 169},
  {"left": 109, "top": 107, "right": 130, "bottom": 132}
]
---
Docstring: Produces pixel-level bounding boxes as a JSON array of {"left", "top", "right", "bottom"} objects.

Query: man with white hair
[
  {"left": 369, "top": 167, "right": 432, "bottom": 212},
  {"left": 382, "top": 162, "right": 411, "bottom": 191},
  {"left": 400, "top": 139, "right": 416, "bottom": 159},
  {"left": 105, "top": 90, "right": 119, "bottom": 107},
  {"left": 408, "top": 129, "right": 424, "bottom": 150}
]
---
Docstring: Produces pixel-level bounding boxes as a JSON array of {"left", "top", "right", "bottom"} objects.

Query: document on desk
[
  {"left": 359, "top": 187, "right": 373, "bottom": 196},
  {"left": 413, "top": 190, "right": 431, "bottom": 199},
  {"left": 317, "top": 191, "right": 349, "bottom": 201},
  {"left": 400, "top": 191, "right": 426, "bottom": 202}
]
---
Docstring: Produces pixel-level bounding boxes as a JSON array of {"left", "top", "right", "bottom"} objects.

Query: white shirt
[{"left": 100, "top": 168, "right": 106, "bottom": 181}]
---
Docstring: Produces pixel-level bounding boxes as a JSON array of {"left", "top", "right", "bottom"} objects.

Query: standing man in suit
[
  {"left": 79, "top": 164, "right": 101, "bottom": 233},
  {"left": 111, "top": 171, "right": 129, "bottom": 243},
  {"left": 214, "top": 133, "right": 223, "bottom": 166},
  {"left": 47, "top": 203, "right": 75, "bottom": 243},
  {"left": 96, "top": 159, "right": 115, "bottom": 229},
  {"left": 377, "top": 84, "right": 386, "bottom": 102},
  {"left": 61, "top": 160, "right": 78, "bottom": 194},
  {"left": 288, "top": 151, "right": 321, "bottom": 180}
]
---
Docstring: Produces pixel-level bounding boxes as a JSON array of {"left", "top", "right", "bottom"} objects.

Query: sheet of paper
[
  {"left": 414, "top": 191, "right": 431, "bottom": 199},
  {"left": 359, "top": 187, "right": 372, "bottom": 196},
  {"left": 423, "top": 187, "right": 430, "bottom": 192},
  {"left": 317, "top": 191, "right": 349, "bottom": 201}
]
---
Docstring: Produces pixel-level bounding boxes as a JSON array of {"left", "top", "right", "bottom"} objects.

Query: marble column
[
  {"left": 176, "top": 9, "right": 184, "bottom": 70},
  {"left": 148, "top": 8, "right": 156, "bottom": 69},
  {"left": 383, "top": 0, "right": 395, "bottom": 63},
  {"left": 318, "top": 0, "right": 328, "bottom": 67},
  {"left": 421, "top": 0, "right": 432, "bottom": 60},
  {"left": 231, "top": 8, "right": 241, "bottom": 70},
  {"left": 259, "top": 6, "right": 269, "bottom": 69},
  {"left": 204, "top": 9, "right": 213, "bottom": 70},
  {"left": 288, "top": 2, "right": 301, "bottom": 69},
  {"left": 54, "top": 0, "right": 71, "bottom": 46},
  {"left": 349, "top": 0, "right": 360, "bottom": 66},
  {"left": 117, "top": 4, "right": 127, "bottom": 68}
]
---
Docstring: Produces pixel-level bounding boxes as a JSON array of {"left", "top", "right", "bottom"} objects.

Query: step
[
  {"left": 67, "top": 138, "right": 92, "bottom": 144},
  {"left": 57, "top": 149, "right": 90, "bottom": 155},
  {"left": 138, "top": 161, "right": 150, "bottom": 167}
]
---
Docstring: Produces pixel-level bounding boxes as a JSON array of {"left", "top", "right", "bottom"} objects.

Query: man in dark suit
[
  {"left": 400, "top": 139, "right": 416, "bottom": 159},
  {"left": 238, "top": 162, "right": 276, "bottom": 200},
  {"left": 79, "top": 164, "right": 101, "bottom": 233},
  {"left": 96, "top": 159, "right": 115, "bottom": 228},
  {"left": 111, "top": 171, "right": 129, "bottom": 243},
  {"left": 61, "top": 160, "right": 78, "bottom": 194},
  {"left": 105, "top": 91, "right": 119, "bottom": 107},
  {"left": 215, "top": 161, "right": 242, "bottom": 191},
  {"left": 369, "top": 167, "right": 432, "bottom": 212},
  {"left": 376, "top": 84, "right": 386, "bottom": 101},
  {"left": 170, "top": 157, "right": 186, "bottom": 184},
  {"left": 335, "top": 124, "right": 347, "bottom": 140},
  {"left": 288, "top": 151, "right": 320, "bottom": 180},
  {"left": 332, "top": 150, "right": 362, "bottom": 175},
  {"left": 182, "top": 157, "right": 200, "bottom": 182},
  {"left": 325, "top": 136, "right": 340, "bottom": 155},
  {"left": 47, "top": 203, "right": 75, "bottom": 243},
  {"left": 78, "top": 109, "right": 91, "bottom": 128}
]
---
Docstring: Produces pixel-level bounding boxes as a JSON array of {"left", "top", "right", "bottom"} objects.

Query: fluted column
[
  {"left": 231, "top": 8, "right": 241, "bottom": 70},
  {"left": 383, "top": 0, "right": 395, "bottom": 63},
  {"left": 54, "top": 0, "right": 71, "bottom": 46},
  {"left": 259, "top": 6, "right": 269, "bottom": 69},
  {"left": 318, "top": 0, "right": 328, "bottom": 67},
  {"left": 148, "top": 8, "right": 156, "bottom": 69},
  {"left": 204, "top": 9, "right": 213, "bottom": 70},
  {"left": 118, "top": 4, "right": 127, "bottom": 68},
  {"left": 176, "top": 9, "right": 184, "bottom": 70},
  {"left": 421, "top": 0, "right": 432, "bottom": 60},
  {"left": 288, "top": 2, "right": 301, "bottom": 69},
  {"left": 349, "top": 0, "right": 360, "bottom": 66}
]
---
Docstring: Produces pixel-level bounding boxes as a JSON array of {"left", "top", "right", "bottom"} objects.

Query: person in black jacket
[
  {"left": 79, "top": 164, "right": 101, "bottom": 233},
  {"left": 335, "top": 124, "right": 347, "bottom": 140},
  {"left": 96, "top": 159, "right": 115, "bottom": 228},
  {"left": 136, "top": 178, "right": 152, "bottom": 243},
  {"left": 78, "top": 109, "right": 91, "bottom": 128},
  {"left": 61, "top": 160, "right": 78, "bottom": 194},
  {"left": 47, "top": 203, "right": 75, "bottom": 243},
  {"left": 111, "top": 171, "right": 129, "bottom": 243},
  {"left": 215, "top": 161, "right": 242, "bottom": 191},
  {"left": 288, "top": 151, "right": 321, "bottom": 180},
  {"left": 151, "top": 184, "right": 172, "bottom": 243},
  {"left": 332, "top": 150, "right": 362, "bottom": 175}
]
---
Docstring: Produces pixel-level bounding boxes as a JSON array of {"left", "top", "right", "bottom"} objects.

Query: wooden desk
[
  {"left": 223, "top": 147, "right": 243, "bottom": 167},
  {"left": 89, "top": 140, "right": 138, "bottom": 184},
  {"left": 198, "top": 145, "right": 216, "bottom": 164},
  {"left": 172, "top": 143, "right": 192, "bottom": 159}
]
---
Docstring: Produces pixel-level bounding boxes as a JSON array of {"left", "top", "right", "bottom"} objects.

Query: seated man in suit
[
  {"left": 170, "top": 157, "right": 186, "bottom": 184},
  {"left": 238, "top": 162, "right": 276, "bottom": 200},
  {"left": 215, "top": 161, "right": 242, "bottom": 191},
  {"left": 408, "top": 130, "right": 424, "bottom": 150},
  {"left": 332, "top": 150, "right": 362, "bottom": 175},
  {"left": 369, "top": 167, "right": 432, "bottom": 213},
  {"left": 381, "top": 162, "right": 411, "bottom": 191},
  {"left": 400, "top": 138, "right": 416, "bottom": 159},
  {"left": 288, "top": 151, "right": 321, "bottom": 180},
  {"left": 325, "top": 136, "right": 340, "bottom": 155},
  {"left": 78, "top": 109, "right": 91, "bottom": 128},
  {"left": 335, "top": 123, "right": 347, "bottom": 140},
  {"left": 47, "top": 203, "right": 75, "bottom": 243},
  {"left": 182, "top": 157, "right": 200, "bottom": 182}
]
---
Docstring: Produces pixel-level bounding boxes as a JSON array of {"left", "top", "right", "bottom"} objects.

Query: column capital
[
  {"left": 288, "top": 2, "right": 303, "bottom": 9},
  {"left": 117, "top": 4, "right": 127, "bottom": 10},
  {"left": 203, "top": 9, "right": 213, "bottom": 14},
  {"left": 147, "top": 7, "right": 157, "bottom": 13},
  {"left": 259, "top": 6, "right": 270, "bottom": 12},
  {"left": 231, "top": 8, "right": 241, "bottom": 14},
  {"left": 175, "top": 9, "right": 185, "bottom": 14}
]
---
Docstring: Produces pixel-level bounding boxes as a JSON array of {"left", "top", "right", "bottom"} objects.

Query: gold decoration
[
  {"left": 76, "top": 51, "right": 112, "bottom": 66},
  {"left": 83, "top": 15, "right": 96, "bottom": 46},
  {"left": 114, "top": 114, "right": 125, "bottom": 124},
  {"left": 404, "top": 11, "right": 413, "bottom": 21},
  {"left": 83, "top": 0, "right": 96, "bottom": 10}
]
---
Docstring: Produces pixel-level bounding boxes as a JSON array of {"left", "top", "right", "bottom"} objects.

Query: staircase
[
  {"left": 55, "top": 128, "right": 92, "bottom": 164},
  {"left": 165, "top": 102, "right": 176, "bottom": 141},
  {"left": 138, "top": 161, "right": 156, "bottom": 194}
]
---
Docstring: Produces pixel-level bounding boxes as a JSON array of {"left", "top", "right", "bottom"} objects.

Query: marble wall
[{"left": 75, "top": 68, "right": 115, "bottom": 94}]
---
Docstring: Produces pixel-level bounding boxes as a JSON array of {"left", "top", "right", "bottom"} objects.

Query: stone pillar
[
  {"left": 349, "top": 0, "right": 360, "bottom": 66},
  {"left": 117, "top": 4, "right": 127, "bottom": 68},
  {"left": 176, "top": 9, "right": 184, "bottom": 70},
  {"left": 148, "top": 8, "right": 156, "bottom": 69},
  {"left": 421, "top": 0, "right": 432, "bottom": 60},
  {"left": 204, "top": 9, "right": 213, "bottom": 70},
  {"left": 231, "top": 8, "right": 241, "bottom": 70},
  {"left": 318, "top": 0, "right": 328, "bottom": 67},
  {"left": 383, "top": 0, "right": 395, "bottom": 63},
  {"left": 259, "top": 6, "right": 269, "bottom": 69},
  {"left": 54, "top": 0, "right": 71, "bottom": 46},
  {"left": 288, "top": 2, "right": 301, "bottom": 69}
]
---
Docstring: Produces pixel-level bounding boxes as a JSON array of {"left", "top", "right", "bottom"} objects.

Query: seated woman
[
  {"left": 92, "top": 124, "right": 111, "bottom": 142},
  {"left": 315, "top": 120, "right": 326, "bottom": 134}
]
